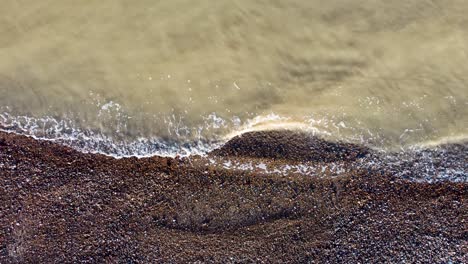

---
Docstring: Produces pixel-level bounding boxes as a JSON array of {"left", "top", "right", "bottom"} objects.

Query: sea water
[{"left": 1, "top": 0, "right": 467, "bottom": 157}]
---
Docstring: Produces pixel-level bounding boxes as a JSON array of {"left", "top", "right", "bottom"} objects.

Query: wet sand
[{"left": 0, "top": 131, "right": 466, "bottom": 263}]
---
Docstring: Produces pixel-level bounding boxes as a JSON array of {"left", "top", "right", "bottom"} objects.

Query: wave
[
  {"left": 1, "top": 112, "right": 466, "bottom": 183},
  {"left": 1, "top": 111, "right": 467, "bottom": 158},
  {"left": 0, "top": 112, "right": 220, "bottom": 158}
]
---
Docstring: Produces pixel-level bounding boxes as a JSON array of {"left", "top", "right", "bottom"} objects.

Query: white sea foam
[{"left": 1, "top": 111, "right": 466, "bottom": 183}]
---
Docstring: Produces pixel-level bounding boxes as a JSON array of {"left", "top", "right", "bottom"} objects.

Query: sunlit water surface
[{"left": 1, "top": 0, "right": 467, "bottom": 157}]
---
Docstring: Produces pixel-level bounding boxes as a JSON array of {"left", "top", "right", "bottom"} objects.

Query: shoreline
[{"left": 0, "top": 131, "right": 466, "bottom": 262}]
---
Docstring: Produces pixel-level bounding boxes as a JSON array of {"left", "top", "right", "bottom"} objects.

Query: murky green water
[{"left": 1, "top": 0, "right": 467, "bottom": 155}]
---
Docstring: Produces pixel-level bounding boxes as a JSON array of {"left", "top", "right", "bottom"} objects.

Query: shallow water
[{"left": 1, "top": 0, "right": 467, "bottom": 156}]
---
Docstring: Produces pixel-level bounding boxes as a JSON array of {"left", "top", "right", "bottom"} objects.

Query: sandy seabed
[{"left": 0, "top": 131, "right": 466, "bottom": 263}]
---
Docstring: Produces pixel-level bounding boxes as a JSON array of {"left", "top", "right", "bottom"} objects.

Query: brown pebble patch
[{"left": 0, "top": 131, "right": 466, "bottom": 263}]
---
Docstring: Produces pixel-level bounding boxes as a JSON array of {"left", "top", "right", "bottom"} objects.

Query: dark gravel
[
  {"left": 211, "top": 130, "right": 370, "bottom": 162},
  {"left": 0, "top": 131, "right": 466, "bottom": 263}
]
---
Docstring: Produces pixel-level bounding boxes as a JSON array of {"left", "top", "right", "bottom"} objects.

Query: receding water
[{"left": 1, "top": 0, "right": 467, "bottom": 156}]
